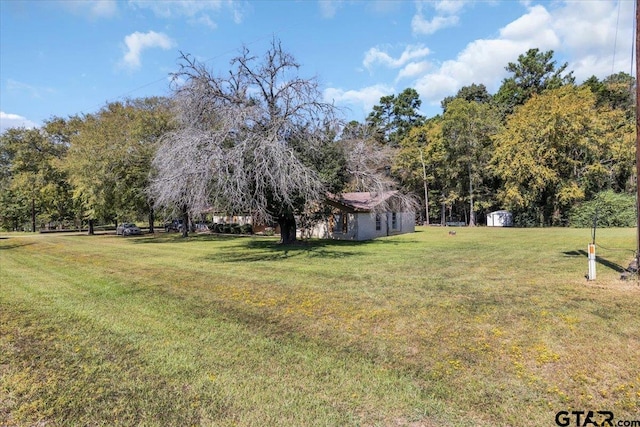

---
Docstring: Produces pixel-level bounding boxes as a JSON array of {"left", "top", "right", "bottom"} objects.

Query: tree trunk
[
  {"left": 419, "top": 148, "right": 430, "bottom": 226},
  {"left": 88, "top": 219, "right": 95, "bottom": 235},
  {"left": 424, "top": 182, "right": 429, "bottom": 226},
  {"left": 181, "top": 205, "right": 189, "bottom": 238},
  {"left": 148, "top": 208, "right": 155, "bottom": 234},
  {"left": 468, "top": 165, "right": 476, "bottom": 226},
  {"left": 278, "top": 211, "right": 297, "bottom": 245},
  {"left": 31, "top": 198, "right": 36, "bottom": 232}
]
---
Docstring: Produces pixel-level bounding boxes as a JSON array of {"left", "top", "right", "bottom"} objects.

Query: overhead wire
[
  {"left": 612, "top": 0, "right": 620, "bottom": 75},
  {"left": 81, "top": 29, "right": 289, "bottom": 115}
]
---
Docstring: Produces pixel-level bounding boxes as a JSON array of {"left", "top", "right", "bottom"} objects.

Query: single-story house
[{"left": 299, "top": 191, "right": 415, "bottom": 241}]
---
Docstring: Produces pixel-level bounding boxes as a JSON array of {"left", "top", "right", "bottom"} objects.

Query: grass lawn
[{"left": 1, "top": 227, "right": 639, "bottom": 426}]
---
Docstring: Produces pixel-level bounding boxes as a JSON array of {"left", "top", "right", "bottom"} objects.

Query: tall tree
[
  {"left": 116, "top": 97, "right": 173, "bottom": 232},
  {"left": 442, "top": 99, "right": 501, "bottom": 226},
  {"left": 394, "top": 118, "right": 445, "bottom": 224},
  {"left": 66, "top": 110, "right": 118, "bottom": 234},
  {"left": 582, "top": 72, "right": 635, "bottom": 116},
  {"left": 66, "top": 98, "right": 171, "bottom": 234},
  {"left": 491, "top": 85, "right": 630, "bottom": 226},
  {"left": 151, "top": 40, "right": 340, "bottom": 244},
  {"left": 441, "top": 83, "right": 492, "bottom": 113},
  {"left": 0, "top": 123, "right": 71, "bottom": 231},
  {"left": 494, "top": 48, "right": 574, "bottom": 116},
  {"left": 366, "top": 88, "right": 424, "bottom": 146}
]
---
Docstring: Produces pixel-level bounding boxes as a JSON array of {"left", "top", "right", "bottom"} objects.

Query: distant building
[
  {"left": 487, "top": 210, "right": 513, "bottom": 227},
  {"left": 299, "top": 191, "right": 416, "bottom": 241}
]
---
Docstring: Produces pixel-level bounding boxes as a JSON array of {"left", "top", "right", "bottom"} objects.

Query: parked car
[
  {"left": 194, "top": 222, "right": 209, "bottom": 232},
  {"left": 164, "top": 219, "right": 184, "bottom": 232},
  {"left": 116, "top": 223, "right": 142, "bottom": 236}
]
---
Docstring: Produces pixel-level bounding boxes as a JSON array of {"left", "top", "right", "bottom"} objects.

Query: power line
[
  {"left": 613, "top": 0, "right": 621, "bottom": 75},
  {"left": 82, "top": 30, "right": 288, "bottom": 115}
]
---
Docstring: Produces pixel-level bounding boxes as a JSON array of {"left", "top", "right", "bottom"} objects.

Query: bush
[
  {"left": 263, "top": 227, "right": 275, "bottom": 236},
  {"left": 513, "top": 209, "right": 541, "bottom": 228},
  {"left": 569, "top": 190, "right": 636, "bottom": 228}
]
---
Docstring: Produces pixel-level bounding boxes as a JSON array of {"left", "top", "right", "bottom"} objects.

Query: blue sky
[{"left": 0, "top": 0, "right": 635, "bottom": 132}]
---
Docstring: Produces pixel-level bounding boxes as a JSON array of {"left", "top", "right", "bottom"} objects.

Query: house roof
[{"left": 326, "top": 191, "right": 399, "bottom": 212}]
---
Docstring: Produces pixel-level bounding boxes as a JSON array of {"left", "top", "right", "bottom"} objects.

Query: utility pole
[
  {"left": 419, "top": 148, "right": 429, "bottom": 226},
  {"left": 636, "top": 0, "right": 640, "bottom": 271}
]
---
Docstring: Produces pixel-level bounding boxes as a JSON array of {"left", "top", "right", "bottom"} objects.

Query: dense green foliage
[
  {"left": 0, "top": 120, "right": 77, "bottom": 231},
  {"left": 0, "top": 47, "right": 636, "bottom": 230},
  {"left": 568, "top": 190, "right": 636, "bottom": 228}
]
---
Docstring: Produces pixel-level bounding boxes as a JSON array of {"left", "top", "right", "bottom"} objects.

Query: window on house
[
  {"left": 391, "top": 212, "right": 397, "bottom": 229},
  {"left": 375, "top": 214, "right": 381, "bottom": 231},
  {"left": 334, "top": 213, "right": 348, "bottom": 233},
  {"left": 333, "top": 214, "right": 342, "bottom": 232}
]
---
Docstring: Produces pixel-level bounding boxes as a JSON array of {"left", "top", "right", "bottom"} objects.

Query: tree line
[{"left": 0, "top": 43, "right": 636, "bottom": 240}]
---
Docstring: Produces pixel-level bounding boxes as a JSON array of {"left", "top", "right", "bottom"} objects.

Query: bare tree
[
  {"left": 150, "top": 39, "right": 340, "bottom": 243},
  {"left": 340, "top": 128, "right": 418, "bottom": 214}
]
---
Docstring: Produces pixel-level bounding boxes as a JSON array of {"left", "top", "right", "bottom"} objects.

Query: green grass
[{"left": 1, "top": 227, "right": 638, "bottom": 426}]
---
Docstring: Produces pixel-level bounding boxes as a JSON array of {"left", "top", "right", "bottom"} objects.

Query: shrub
[
  {"left": 569, "top": 190, "right": 636, "bottom": 228},
  {"left": 263, "top": 227, "right": 275, "bottom": 236}
]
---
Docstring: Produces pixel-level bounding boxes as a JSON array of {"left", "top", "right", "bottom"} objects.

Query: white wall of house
[
  {"left": 298, "top": 211, "right": 415, "bottom": 241},
  {"left": 298, "top": 218, "right": 331, "bottom": 239},
  {"left": 395, "top": 212, "right": 416, "bottom": 235},
  {"left": 211, "top": 215, "right": 252, "bottom": 225},
  {"left": 329, "top": 212, "right": 358, "bottom": 240},
  {"left": 355, "top": 212, "right": 387, "bottom": 240}
]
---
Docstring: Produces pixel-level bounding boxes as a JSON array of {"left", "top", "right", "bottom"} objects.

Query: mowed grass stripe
[
  {"left": 1, "top": 228, "right": 638, "bottom": 426},
  {"left": 1, "top": 233, "right": 460, "bottom": 426}
]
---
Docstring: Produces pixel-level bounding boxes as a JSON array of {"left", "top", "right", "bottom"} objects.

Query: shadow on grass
[
  {"left": 562, "top": 249, "right": 626, "bottom": 273},
  {"left": 130, "top": 233, "right": 242, "bottom": 244},
  {"left": 132, "top": 232, "right": 416, "bottom": 261},
  {"left": 205, "top": 238, "right": 373, "bottom": 262},
  {"left": 0, "top": 240, "right": 36, "bottom": 250}
]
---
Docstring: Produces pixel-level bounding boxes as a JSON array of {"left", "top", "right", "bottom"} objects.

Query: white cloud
[
  {"left": 324, "top": 84, "right": 395, "bottom": 119},
  {"left": 128, "top": 0, "right": 245, "bottom": 26},
  {"left": 411, "top": 0, "right": 468, "bottom": 35},
  {"left": 409, "top": 4, "right": 568, "bottom": 110},
  {"left": 128, "top": 0, "right": 220, "bottom": 17},
  {"left": 121, "top": 31, "right": 176, "bottom": 70},
  {"left": 60, "top": 0, "right": 118, "bottom": 18},
  {"left": 90, "top": 0, "right": 118, "bottom": 18},
  {"left": 434, "top": 0, "right": 466, "bottom": 15},
  {"left": 499, "top": 4, "right": 555, "bottom": 42},
  {"left": 193, "top": 14, "right": 218, "bottom": 29},
  {"left": 0, "top": 112, "right": 38, "bottom": 133},
  {"left": 364, "top": 44, "right": 431, "bottom": 70},
  {"left": 396, "top": 61, "right": 432, "bottom": 82},
  {"left": 318, "top": 0, "right": 343, "bottom": 18},
  {"left": 411, "top": 14, "right": 459, "bottom": 36},
  {"left": 552, "top": 0, "right": 634, "bottom": 80}
]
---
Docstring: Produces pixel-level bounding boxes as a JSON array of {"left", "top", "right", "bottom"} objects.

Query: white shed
[{"left": 487, "top": 210, "right": 513, "bottom": 227}]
